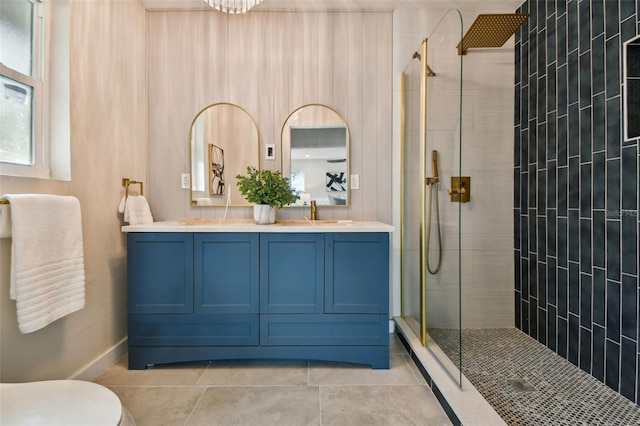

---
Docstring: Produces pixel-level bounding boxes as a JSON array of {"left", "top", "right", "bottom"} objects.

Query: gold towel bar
[
  {"left": 0, "top": 200, "right": 9, "bottom": 205},
  {"left": 122, "top": 178, "right": 144, "bottom": 199}
]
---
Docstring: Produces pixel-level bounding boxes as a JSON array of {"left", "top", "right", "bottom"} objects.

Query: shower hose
[{"left": 426, "top": 179, "right": 442, "bottom": 274}]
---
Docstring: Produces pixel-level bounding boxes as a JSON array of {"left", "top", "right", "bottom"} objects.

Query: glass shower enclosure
[{"left": 400, "top": 9, "right": 464, "bottom": 386}]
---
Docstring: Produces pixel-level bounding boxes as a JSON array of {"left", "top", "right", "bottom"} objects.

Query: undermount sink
[
  {"left": 274, "top": 219, "right": 340, "bottom": 225},
  {"left": 177, "top": 218, "right": 253, "bottom": 225},
  {"left": 177, "top": 218, "right": 349, "bottom": 226}
]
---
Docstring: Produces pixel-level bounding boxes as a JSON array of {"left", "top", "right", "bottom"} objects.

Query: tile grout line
[{"left": 182, "top": 387, "right": 208, "bottom": 426}]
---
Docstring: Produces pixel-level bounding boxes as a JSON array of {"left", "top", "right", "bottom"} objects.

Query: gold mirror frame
[
  {"left": 189, "top": 103, "right": 260, "bottom": 207},
  {"left": 281, "top": 104, "right": 350, "bottom": 207}
]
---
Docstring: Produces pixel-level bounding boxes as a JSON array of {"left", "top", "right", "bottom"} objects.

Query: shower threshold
[{"left": 393, "top": 317, "right": 505, "bottom": 426}]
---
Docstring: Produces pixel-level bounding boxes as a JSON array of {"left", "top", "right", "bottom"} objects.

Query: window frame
[{"left": 0, "top": 0, "right": 49, "bottom": 179}]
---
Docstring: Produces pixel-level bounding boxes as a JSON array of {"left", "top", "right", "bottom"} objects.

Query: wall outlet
[
  {"left": 350, "top": 174, "right": 360, "bottom": 190},
  {"left": 181, "top": 173, "right": 190, "bottom": 189}
]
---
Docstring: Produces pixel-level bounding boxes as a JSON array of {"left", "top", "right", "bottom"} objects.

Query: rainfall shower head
[{"left": 457, "top": 13, "right": 530, "bottom": 55}]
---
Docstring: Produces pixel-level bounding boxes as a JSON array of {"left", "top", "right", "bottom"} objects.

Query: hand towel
[
  {"left": 4, "top": 194, "right": 86, "bottom": 334},
  {"left": 118, "top": 196, "right": 126, "bottom": 214},
  {"left": 124, "top": 195, "right": 153, "bottom": 225},
  {"left": 0, "top": 203, "right": 11, "bottom": 238}
]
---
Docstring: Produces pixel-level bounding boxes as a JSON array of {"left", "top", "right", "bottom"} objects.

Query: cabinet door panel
[
  {"left": 260, "top": 233, "right": 324, "bottom": 313},
  {"left": 127, "top": 233, "right": 194, "bottom": 314},
  {"left": 195, "top": 233, "right": 259, "bottom": 314},
  {"left": 325, "top": 233, "right": 389, "bottom": 314}
]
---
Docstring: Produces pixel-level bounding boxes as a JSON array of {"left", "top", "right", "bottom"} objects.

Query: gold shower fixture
[
  {"left": 412, "top": 51, "right": 436, "bottom": 76},
  {"left": 457, "top": 13, "right": 530, "bottom": 55}
]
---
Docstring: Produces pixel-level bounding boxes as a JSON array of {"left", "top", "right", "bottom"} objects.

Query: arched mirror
[
  {"left": 281, "top": 104, "right": 350, "bottom": 207},
  {"left": 189, "top": 103, "right": 259, "bottom": 206}
]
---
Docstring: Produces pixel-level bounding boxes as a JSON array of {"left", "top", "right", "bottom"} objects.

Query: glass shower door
[
  {"left": 400, "top": 52, "right": 424, "bottom": 342},
  {"left": 401, "top": 9, "right": 464, "bottom": 386}
]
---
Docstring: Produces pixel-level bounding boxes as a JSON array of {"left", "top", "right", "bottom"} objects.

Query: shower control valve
[{"left": 448, "top": 176, "right": 471, "bottom": 203}]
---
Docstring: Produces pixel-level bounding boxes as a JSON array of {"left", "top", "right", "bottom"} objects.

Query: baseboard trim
[{"left": 69, "top": 337, "right": 128, "bottom": 381}]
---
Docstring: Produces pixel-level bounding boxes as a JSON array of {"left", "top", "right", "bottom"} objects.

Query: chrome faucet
[{"left": 310, "top": 200, "right": 317, "bottom": 221}]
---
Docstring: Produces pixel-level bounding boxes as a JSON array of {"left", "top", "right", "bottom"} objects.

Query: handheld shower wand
[{"left": 432, "top": 150, "right": 439, "bottom": 181}]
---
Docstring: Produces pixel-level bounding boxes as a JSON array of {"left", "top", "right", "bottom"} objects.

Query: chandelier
[{"left": 203, "top": 0, "right": 263, "bottom": 14}]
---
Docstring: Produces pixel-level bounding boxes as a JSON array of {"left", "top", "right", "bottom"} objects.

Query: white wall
[
  {"left": 392, "top": 5, "right": 516, "bottom": 327},
  {"left": 0, "top": 0, "right": 147, "bottom": 382},
  {"left": 146, "top": 10, "right": 393, "bottom": 224}
]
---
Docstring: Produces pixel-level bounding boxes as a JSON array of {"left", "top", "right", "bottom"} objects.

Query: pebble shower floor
[{"left": 428, "top": 328, "right": 640, "bottom": 425}]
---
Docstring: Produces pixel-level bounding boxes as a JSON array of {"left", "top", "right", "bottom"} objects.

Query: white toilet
[{"left": 0, "top": 380, "right": 135, "bottom": 425}]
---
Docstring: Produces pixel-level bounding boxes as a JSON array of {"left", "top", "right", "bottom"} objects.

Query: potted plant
[{"left": 236, "top": 166, "right": 298, "bottom": 224}]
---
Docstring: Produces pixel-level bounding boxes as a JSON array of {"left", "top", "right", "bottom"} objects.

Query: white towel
[
  {"left": 118, "top": 196, "right": 126, "bottom": 214},
  {"left": 4, "top": 194, "right": 86, "bottom": 334},
  {"left": 0, "top": 203, "right": 11, "bottom": 238},
  {"left": 124, "top": 195, "right": 153, "bottom": 225}
]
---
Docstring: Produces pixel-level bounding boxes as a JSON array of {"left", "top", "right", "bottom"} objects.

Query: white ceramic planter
[{"left": 253, "top": 204, "right": 276, "bottom": 224}]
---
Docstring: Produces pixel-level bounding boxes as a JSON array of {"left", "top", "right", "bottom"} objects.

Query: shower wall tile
[
  {"left": 579, "top": 219, "right": 591, "bottom": 273},
  {"left": 568, "top": 313, "right": 579, "bottom": 365},
  {"left": 623, "top": 17, "right": 637, "bottom": 50},
  {"left": 548, "top": 209, "right": 557, "bottom": 257},
  {"left": 580, "top": 273, "right": 592, "bottom": 328},
  {"left": 592, "top": 152, "right": 605, "bottom": 209},
  {"left": 547, "top": 161, "right": 557, "bottom": 209},
  {"left": 593, "top": 268, "right": 606, "bottom": 327},
  {"left": 591, "top": 0, "right": 604, "bottom": 38},
  {"left": 606, "top": 339, "right": 621, "bottom": 391},
  {"left": 580, "top": 327, "right": 592, "bottom": 373},
  {"left": 607, "top": 158, "right": 621, "bottom": 213},
  {"left": 622, "top": 146, "right": 638, "bottom": 211},
  {"left": 607, "top": 280, "right": 621, "bottom": 343},
  {"left": 606, "top": 220, "right": 621, "bottom": 281},
  {"left": 548, "top": 305, "right": 557, "bottom": 352},
  {"left": 558, "top": 317, "right": 568, "bottom": 358},
  {"left": 607, "top": 97, "right": 622, "bottom": 158},
  {"left": 622, "top": 215, "right": 638, "bottom": 275},
  {"left": 607, "top": 36, "right": 622, "bottom": 99},
  {"left": 592, "top": 211, "right": 605, "bottom": 268},
  {"left": 622, "top": 274, "right": 638, "bottom": 340},
  {"left": 591, "top": 93, "right": 606, "bottom": 155},
  {"left": 515, "top": 0, "right": 640, "bottom": 405},
  {"left": 620, "top": 337, "right": 637, "bottom": 401},
  {"left": 593, "top": 324, "right": 606, "bottom": 381},
  {"left": 605, "top": 1, "right": 620, "bottom": 39}
]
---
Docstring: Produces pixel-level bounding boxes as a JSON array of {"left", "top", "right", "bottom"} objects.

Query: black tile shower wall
[{"left": 514, "top": 0, "right": 640, "bottom": 405}]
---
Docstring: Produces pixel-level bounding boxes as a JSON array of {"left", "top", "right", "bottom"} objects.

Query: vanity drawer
[
  {"left": 129, "top": 314, "right": 259, "bottom": 346},
  {"left": 259, "top": 314, "right": 389, "bottom": 346}
]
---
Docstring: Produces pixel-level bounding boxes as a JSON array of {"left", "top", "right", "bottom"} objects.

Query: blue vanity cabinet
[
  {"left": 127, "top": 233, "right": 193, "bottom": 314},
  {"left": 126, "top": 230, "right": 390, "bottom": 370}
]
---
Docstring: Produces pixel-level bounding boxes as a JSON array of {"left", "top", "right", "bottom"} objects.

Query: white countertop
[{"left": 122, "top": 219, "right": 394, "bottom": 233}]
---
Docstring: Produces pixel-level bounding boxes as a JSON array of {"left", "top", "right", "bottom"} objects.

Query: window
[
  {"left": 0, "top": 0, "right": 69, "bottom": 180},
  {"left": 0, "top": 0, "right": 46, "bottom": 175}
]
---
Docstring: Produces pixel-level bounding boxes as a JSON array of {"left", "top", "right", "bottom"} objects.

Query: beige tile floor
[{"left": 94, "top": 334, "right": 452, "bottom": 426}]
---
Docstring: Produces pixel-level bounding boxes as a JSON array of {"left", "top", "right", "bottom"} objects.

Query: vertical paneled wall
[
  {"left": 147, "top": 11, "right": 392, "bottom": 223},
  {"left": 514, "top": 0, "right": 640, "bottom": 404},
  {"left": 0, "top": 0, "right": 147, "bottom": 381}
]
